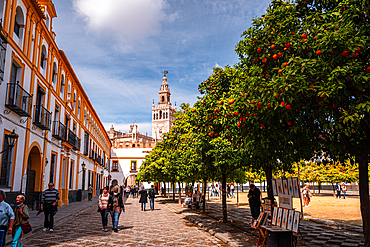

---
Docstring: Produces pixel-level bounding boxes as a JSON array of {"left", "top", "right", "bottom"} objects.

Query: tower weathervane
[{"left": 163, "top": 70, "right": 168, "bottom": 77}]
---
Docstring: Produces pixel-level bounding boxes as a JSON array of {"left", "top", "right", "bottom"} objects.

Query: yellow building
[{"left": 0, "top": 0, "right": 111, "bottom": 209}]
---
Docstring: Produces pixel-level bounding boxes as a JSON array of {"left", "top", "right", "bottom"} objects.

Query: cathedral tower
[{"left": 152, "top": 74, "right": 176, "bottom": 141}]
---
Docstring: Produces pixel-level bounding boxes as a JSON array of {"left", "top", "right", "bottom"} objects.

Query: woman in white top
[{"left": 99, "top": 187, "right": 110, "bottom": 231}]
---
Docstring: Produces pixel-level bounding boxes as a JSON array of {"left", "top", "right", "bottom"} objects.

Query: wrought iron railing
[
  {"left": 73, "top": 136, "right": 80, "bottom": 151},
  {"left": 33, "top": 105, "right": 51, "bottom": 130},
  {"left": 5, "top": 83, "right": 32, "bottom": 117},
  {"left": 65, "top": 129, "right": 76, "bottom": 147},
  {"left": 52, "top": 121, "right": 65, "bottom": 140}
]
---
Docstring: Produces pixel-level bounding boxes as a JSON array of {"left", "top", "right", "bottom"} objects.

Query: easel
[{"left": 251, "top": 225, "right": 268, "bottom": 247}]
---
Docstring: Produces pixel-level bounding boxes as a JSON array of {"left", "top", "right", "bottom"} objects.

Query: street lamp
[
  {"left": 0, "top": 130, "right": 18, "bottom": 154},
  {"left": 100, "top": 170, "right": 104, "bottom": 175}
]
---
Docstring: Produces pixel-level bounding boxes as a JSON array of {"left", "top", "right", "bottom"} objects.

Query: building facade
[
  {"left": 0, "top": 0, "right": 110, "bottom": 209},
  {"left": 108, "top": 124, "right": 154, "bottom": 187},
  {"left": 152, "top": 75, "right": 176, "bottom": 141}
]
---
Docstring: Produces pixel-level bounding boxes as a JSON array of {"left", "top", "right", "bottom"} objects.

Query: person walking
[
  {"left": 88, "top": 184, "right": 93, "bottom": 201},
  {"left": 248, "top": 184, "right": 261, "bottom": 220},
  {"left": 41, "top": 183, "right": 59, "bottom": 232},
  {"left": 335, "top": 182, "right": 341, "bottom": 199},
  {"left": 227, "top": 184, "right": 231, "bottom": 198},
  {"left": 342, "top": 183, "right": 347, "bottom": 199},
  {"left": 0, "top": 190, "right": 14, "bottom": 247},
  {"left": 99, "top": 187, "right": 110, "bottom": 232},
  {"left": 302, "top": 184, "right": 312, "bottom": 206},
  {"left": 138, "top": 187, "right": 148, "bottom": 211},
  {"left": 231, "top": 184, "right": 235, "bottom": 198},
  {"left": 11, "top": 195, "right": 29, "bottom": 247},
  {"left": 148, "top": 185, "right": 156, "bottom": 211},
  {"left": 126, "top": 186, "right": 130, "bottom": 198},
  {"left": 108, "top": 188, "right": 124, "bottom": 232}
]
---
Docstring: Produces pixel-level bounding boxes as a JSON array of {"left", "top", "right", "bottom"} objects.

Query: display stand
[
  {"left": 250, "top": 225, "right": 268, "bottom": 247},
  {"left": 262, "top": 225, "right": 292, "bottom": 247}
]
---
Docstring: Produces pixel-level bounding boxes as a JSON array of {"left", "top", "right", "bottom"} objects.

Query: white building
[
  {"left": 0, "top": 0, "right": 110, "bottom": 209},
  {"left": 108, "top": 124, "right": 154, "bottom": 188}
]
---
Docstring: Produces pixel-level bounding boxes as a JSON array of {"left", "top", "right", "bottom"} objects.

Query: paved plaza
[
  {"left": 20, "top": 197, "right": 225, "bottom": 246},
  {"left": 6, "top": 195, "right": 364, "bottom": 246}
]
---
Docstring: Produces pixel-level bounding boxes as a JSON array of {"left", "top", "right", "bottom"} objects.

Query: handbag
[{"left": 21, "top": 222, "right": 32, "bottom": 234}]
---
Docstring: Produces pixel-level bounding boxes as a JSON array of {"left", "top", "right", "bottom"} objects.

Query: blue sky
[{"left": 52, "top": 0, "right": 271, "bottom": 136}]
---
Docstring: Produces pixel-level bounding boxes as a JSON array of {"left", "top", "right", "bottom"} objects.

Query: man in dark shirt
[
  {"left": 41, "top": 183, "right": 59, "bottom": 232},
  {"left": 248, "top": 184, "right": 261, "bottom": 220}
]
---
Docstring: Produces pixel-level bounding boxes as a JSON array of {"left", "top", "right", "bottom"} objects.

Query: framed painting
[
  {"left": 272, "top": 179, "right": 278, "bottom": 196},
  {"left": 272, "top": 207, "right": 278, "bottom": 226},
  {"left": 281, "top": 208, "right": 289, "bottom": 229},
  {"left": 292, "top": 177, "right": 299, "bottom": 198},
  {"left": 276, "top": 178, "right": 283, "bottom": 196},
  {"left": 288, "top": 178, "right": 294, "bottom": 196},
  {"left": 276, "top": 207, "right": 283, "bottom": 227},
  {"left": 282, "top": 178, "right": 289, "bottom": 195},
  {"left": 292, "top": 211, "right": 301, "bottom": 233},
  {"left": 287, "top": 210, "right": 294, "bottom": 231}
]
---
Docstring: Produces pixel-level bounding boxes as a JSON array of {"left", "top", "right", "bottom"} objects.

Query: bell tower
[{"left": 152, "top": 72, "right": 176, "bottom": 141}]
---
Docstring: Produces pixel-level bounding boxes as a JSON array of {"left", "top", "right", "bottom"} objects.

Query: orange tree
[
  {"left": 234, "top": 0, "right": 370, "bottom": 242},
  {"left": 197, "top": 66, "right": 255, "bottom": 222}
]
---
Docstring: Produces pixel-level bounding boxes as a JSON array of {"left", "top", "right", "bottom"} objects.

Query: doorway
[{"left": 25, "top": 146, "right": 42, "bottom": 210}]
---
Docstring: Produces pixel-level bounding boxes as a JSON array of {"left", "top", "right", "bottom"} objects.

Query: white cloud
[{"left": 72, "top": 0, "right": 178, "bottom": 44}]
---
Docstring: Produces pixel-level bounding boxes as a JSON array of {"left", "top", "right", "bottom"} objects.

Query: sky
[{"left": 52, "top": 0, "right": 272, "bottom": 136}]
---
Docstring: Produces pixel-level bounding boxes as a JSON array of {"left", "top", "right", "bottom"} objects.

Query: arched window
[
  {"left": 40, "top": 45, "right": 47, "bottom": 69},
  {"left": 78, "top": 98, "right": 81, "bottom": 117},
  {"left": 166, "top": 112, "right": 168, "bottom": 119},
  {"left": 73, "top": 92, "right": 76, "bottom": 109},
  {"left": 162, "top": 96, "right": 165, "bottom": 102},
  {"left": 52, "top": 62, "right": 57, "bottom": 87},
  {"left": 159, "top": 110, "right": 162, "bottom": 119},
  {"left": 156, "top": 113, "right": 158, "bottom": 119},
  {"left": 60, "top": 75, "right": 65, "bottom": 97},
  {"left": 14, "top": 7, "right": 24, "bottom": 38}
]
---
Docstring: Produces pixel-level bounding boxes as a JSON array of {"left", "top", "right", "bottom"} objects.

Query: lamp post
[
  {"left": 0, "top": 130, "right": 18, "bottom": 154},
  {"left": 80, "top": 162, "right": 86, "bottom": 190}
]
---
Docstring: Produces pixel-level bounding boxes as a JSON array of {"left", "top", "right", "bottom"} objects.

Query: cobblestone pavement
[
  {"left": 165, "top": 199, "right": 365, "bottom": 247},
  {"left": 21, "top": 197, "right": 226, "bottom": 246}
]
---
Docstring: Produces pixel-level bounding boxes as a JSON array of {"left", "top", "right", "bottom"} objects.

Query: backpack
[{"left": 149, "top": 189, "right": 155, "bottom": 198}]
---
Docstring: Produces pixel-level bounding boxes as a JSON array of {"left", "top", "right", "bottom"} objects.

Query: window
[
  {"left": 84, "top": 132, "right": 89, "bottom": 156},
  {"left": 0, "top": 134, "right": 14, "bottom": 186},
  {"left": 54, "top": 105, "right": 59, "bottom": 121},
  {"left": 10, "top": 62, "right": 18, "bottom": 84},
  {"left": 49, "top": 153, "right": 56, "bottom": 184},
  {"left": 14, "top": 7, "right": 24, "bottom": 38},
  {"left": 78, "top": 98, "right": 81, "bottom": 117},
  {"left": 69, "top": 160, "right": 74, "bottom": 189},
  {"left": 112, "top": 161, "right": 118, "bottom": 172},
  {"left": 40, "top": 45, "right": 46, "bottom": 69},
  {"left": 52, "top": 63, "right": 57, "bottom": 87},
  {"left": 130, "top": 160, "right": 137, "bottom": 171},
  {"left": 60, "top": 75, "right": 65, "bottom": 97},
  {"left": 61, "top": 158, "right": 66, "bottom": 189},
  {"left": 73, "top": 92, "right": 76, "bottom": 110},
  {"left": 0, "top": 33, "right": 7, "bottom": 81}
]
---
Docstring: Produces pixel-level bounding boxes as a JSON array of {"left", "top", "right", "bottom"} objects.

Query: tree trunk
[
  {"left": 172, "top": 182, "right": 175, "bottom": 201},
  {"left": 313, "top": 182, "right": 315, "bottom": 195},
  {"left": 357, "top": 154, "right": 370, "bottom": 247},
  {"left": 163, "top": 182, "right": 166, "bottom": 197},
  {"left": 262, "top": 165, "right": 274, "bottom": 199},
  {"left": 203, "top": 181, "right": 206, "bottom": 213},
  {"left": 222, "top": 172, "right": 227, "bottom": 223},
  {"left": 178, "top": 182, "right": 182, "bottom": 204},
  {"left": 318, "top": 182, "right": 321, "bottom": 194},
  {"left": 237, "top": 183, "right": 239, "bottom": 207},
  {"left": 332, "top": 183, "right": 336, "bottom": 196}
]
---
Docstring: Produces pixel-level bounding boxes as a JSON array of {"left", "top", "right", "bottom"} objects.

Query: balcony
[
  {"left": 66, "top": 129, "right": 76, "bottom": 147},
  {"left": 5, "top": 83, "right": 32, "bottom": 117},
  {"left": 52, "top": 121, "right": 65, "bottom": 140},
  {"left": 73, "top": 136, "right": 80, "bottom": 151},
  {"left": 33, "top": 105, "right": 51, "bottom": 130}
]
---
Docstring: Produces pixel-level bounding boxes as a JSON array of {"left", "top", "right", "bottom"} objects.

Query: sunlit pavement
[{"left": 21, "top": 197, "right": 225, "bottom": 246}]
